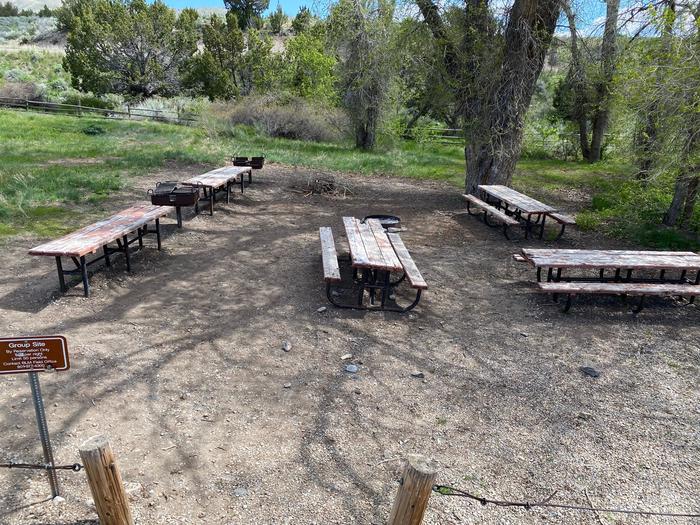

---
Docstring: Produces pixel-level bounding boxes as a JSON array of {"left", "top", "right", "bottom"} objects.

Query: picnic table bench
[
  {"left": 517, "top": 248, "right": 700, "bottom": 312},
  {"left": 29, "top": 203, "right": 171, "bottom": 297},
  {"left": 319, "top": 217, "right": 427, "bottom": 312},
  {"left": 463, "top": 185, "right": 575, "bottom": 240},
  {"left": 182, "top": 166, "right": 252, "bottom": 215}
]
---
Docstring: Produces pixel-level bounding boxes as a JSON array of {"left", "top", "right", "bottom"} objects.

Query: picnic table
[
  {"left": 517, "top": 248, "right": 700, "bottom": 312},
  {"left": 182, "top": 166, "right": 252, "bottom": 215},
  {"left": 463, "top": 185, "right": 575, "bottom": 239},
  {"left": 29, "top": 203, "right": 171, "bottom": 297},
  {"left": 318, "top": 217, "right": 427, "bottom": 312}
]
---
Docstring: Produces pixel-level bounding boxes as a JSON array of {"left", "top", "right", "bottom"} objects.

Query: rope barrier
[{"left": 433, "top": 484, "right": 700, "bottom": 519}]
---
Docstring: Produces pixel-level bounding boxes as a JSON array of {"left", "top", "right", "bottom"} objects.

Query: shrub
[
  {"left": 223, "top": 94, "right": 349, "bottom": 142},
  {"left": 62, "top": 93, "right": 115, "bottom": 110},
  {"left": 82, "top": 124, "right": 106, "bottom": 135}
]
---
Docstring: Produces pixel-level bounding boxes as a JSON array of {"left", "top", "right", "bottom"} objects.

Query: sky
[{"left": 164, "top": 0, "right": 313, "bottom": 15}]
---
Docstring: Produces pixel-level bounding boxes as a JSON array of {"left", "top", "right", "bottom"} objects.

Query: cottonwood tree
[
  {"left": 555, "top": 0, "right": 620, "bottom": 162},
  {"left": 329, "top": 0, "right": 396, "bottom": 150},
  {"left": 416, "top": 0, "right": 561, "bottom": 192},
  {"left": 63, "top": 0, "right": 198, "bottom": 98}
]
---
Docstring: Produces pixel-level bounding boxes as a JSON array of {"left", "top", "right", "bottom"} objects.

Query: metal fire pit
[
  {"left": 362, "top": 214, "right": 401, "bottom": 230},
  {"left": 148, "top": 181, "right": 200, "bottom": 227}
]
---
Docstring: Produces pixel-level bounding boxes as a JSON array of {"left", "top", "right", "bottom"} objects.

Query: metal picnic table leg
[
  {"left": 80, "top": 255, "right": 89, "bottom": 297},
  {"left": 525, "top": 214, "right": 532, "bottom": 239},
  {"left": 356, "top": 269, "right": 367, "bottom": 306},
  {"left": 176, "top": 206, "right": 183, "bottom": 228},
  {"left": 538, "top": 215, "right": 547, "bottom": 239},
  {"left": 155, "top": 219, "right": 161, "bottom": 250},
  {"left": 122, "top": 235, "right": 131, "bottom": 272},
  {"left": 138, "top": 226, "right": 144, "bottom": 249},
  {"left": 209, "top": 188, "right": 214, "bottom": 215},
  {"left": 380, "top": 270, "right": 391, "bottom": 309},
  {"left": 240, "top": 175, "right": 245, "bottom": 193},
  {"left": 226, "top": 181, "right": 231, "bottom": 204},
  {"left": 55, "top": 256, "right": 67, "bottom": 293},
  {"left": 103, "top": 246, "right": 111, "bottom": 268}
]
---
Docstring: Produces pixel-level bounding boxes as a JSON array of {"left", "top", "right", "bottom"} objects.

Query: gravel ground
[{"left": 0, "top": 164, "right": 698, "bottom": 525}]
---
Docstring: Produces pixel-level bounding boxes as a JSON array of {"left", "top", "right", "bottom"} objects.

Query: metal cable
[
  {"left": 0, "top": 462, "right": 82, "bottom": 472},
  {"left": 433, "top": 484, "right": 700, "bottom": 519}
]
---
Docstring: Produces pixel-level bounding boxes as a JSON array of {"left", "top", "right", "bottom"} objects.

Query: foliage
[
  {"left": 223, "top": 0, "right": 268, "bottom": 30},
  {"left": 329, "top": 0, "right": 396, "bottom": 150},
  {"left": 63, "top": 0, "right": 199, "bottom": 99},
  {"left": 267, "top": 4, "right": 286, "bottom": 35},
  {"left": 291, "top": 6, "right": 312, "bottom": 34},
  {"left": 280, "top": 29, "right": 336, "bottom": 103},
  {"left": 219, "top": 94, "right": 348, "bottom": 142}
]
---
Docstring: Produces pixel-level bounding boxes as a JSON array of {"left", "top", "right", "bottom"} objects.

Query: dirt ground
[{"left": 0, "top": 164, "right": 698, "bottom": 525}]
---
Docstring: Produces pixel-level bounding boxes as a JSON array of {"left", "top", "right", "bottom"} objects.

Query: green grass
[{"left": 1, "top": 108, "right": 697, "bottom": 250}]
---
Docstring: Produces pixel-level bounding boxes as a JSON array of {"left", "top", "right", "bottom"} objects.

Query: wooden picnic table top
[
  {"left": 29, "top": 203, "right": 171, "bottom": 258},
  {"left": 521, "top": 248, "right": 700, "bottom": 270},
  {"left": 182, "top": 166, "right": 251, "bottom": 189},
  {"left": 343, "top": 217, "right": 403, "bottom": 272},
  {"left": 478, "top": 185, "right": 556, "bottom": 214}
]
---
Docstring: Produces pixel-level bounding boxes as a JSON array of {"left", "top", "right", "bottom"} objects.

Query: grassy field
[{"left": 0, "top": 108, "right": 696, "bottom": 249}]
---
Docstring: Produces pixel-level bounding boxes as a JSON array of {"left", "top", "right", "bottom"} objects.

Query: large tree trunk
[
  {"left": 463, "top": 0, "right": 560, "bottom": 193},
  {"left": 588, "top": 0, "right": 620, "bottom": 162},
  {"left": 563, "top": 2, "right": 591, "bottom": 160}
]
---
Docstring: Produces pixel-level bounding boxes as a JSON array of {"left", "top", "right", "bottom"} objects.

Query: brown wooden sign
[{"left": 0, "top": 336, "right": 69, "bottom": 375}]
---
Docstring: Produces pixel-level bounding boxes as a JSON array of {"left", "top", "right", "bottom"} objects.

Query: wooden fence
[{"left": 0, "top": 97, "right": 197, "bottom": 125}]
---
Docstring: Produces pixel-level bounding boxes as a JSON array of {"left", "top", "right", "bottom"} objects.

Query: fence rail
[{"left": 0, "top": 97, "right": 197, "bottom": 125}]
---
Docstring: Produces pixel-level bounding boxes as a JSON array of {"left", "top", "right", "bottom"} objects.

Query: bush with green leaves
[
  {"left": 280, "top": 29, "right": 336, "bottom": 103},
  {"left": 267, "top": 4, "right": 286, "bottom": 34}
]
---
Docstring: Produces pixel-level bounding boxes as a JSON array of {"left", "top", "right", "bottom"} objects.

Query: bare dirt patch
[{"left": 0, "top": 164, "right": 698, "bottom": 524}]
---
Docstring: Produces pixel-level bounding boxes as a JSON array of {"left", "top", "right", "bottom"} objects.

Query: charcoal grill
[
  {"left": 362, "top": 214, "right": 401, "bottom": 230},
  {"left": 148, "top": 181, "right": 200, "bottom": 227}
]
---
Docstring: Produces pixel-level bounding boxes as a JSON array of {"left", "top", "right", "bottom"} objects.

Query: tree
[
  {"left": 186, "top": 12, "right": 273, "bottom": 100},
  {"left": 330, "top": 0, "right": 396, "bottom": 150},
  {"left": 417, "top": 0, "right": 561, "bottom": 192},
  {"left": 291, "top": 6, "right": 312, "bottom": 34},
  {"left": 0, "top": 2, "right": 19, "bottom": 16},
  {"left": 268, "top": 4, "right": 287, "bottom": 35},
  {"left": 38, "top": 4, "right": 54, "bottom": 17},
  {"left": 282, "top": 29, "right": 336, "bottom": 102},
  {"left": 63, "top": 0, "right": 198, "bottom": 98},
  {"left": 186, "top": 12, "right": 244, "bottom": 100},
  {"left": 223, "top": 0, "right": 269, "bottom": 30}
]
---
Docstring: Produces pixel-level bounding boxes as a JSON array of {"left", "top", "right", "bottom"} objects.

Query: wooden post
[
  {"left": 79, "top": 435, "right": 134, "bottom": 525},
  {"left": 388, "top": 454, "right": 439, "bottom": 525}
]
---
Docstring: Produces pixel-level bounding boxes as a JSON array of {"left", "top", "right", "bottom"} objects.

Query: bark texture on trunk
[
  {"left": 588, "top": 0, "right": 620, "bottom": 162},
  {"left": 464, "top": 0, "right": 561, "bottom": 193}
]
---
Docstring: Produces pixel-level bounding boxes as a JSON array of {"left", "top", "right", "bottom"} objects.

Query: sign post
[{"left": 0, "top": 336, "right": 70, "bottom": 499}]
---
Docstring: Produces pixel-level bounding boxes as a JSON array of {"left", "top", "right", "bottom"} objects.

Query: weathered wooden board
[
  {"left": 521, "top": 249, "right": 700, "bottom": 270},
  {"left": 182, "top": 166, "right": 251, "bottom": 189},
  {"left": 388, "top": 233, "right": 428, "bottom": 290},
  {"left": 538, "top": 281, "right": 700, "bottom": 296},
  {"left": 367, "top": 219, "right": 402, "bottom": 270},
  {"left": 342, "top": 217, "right": 370, "bottom": 267},
  {"left": 319, "top": 227, "right": 341, "bottom": 282},
  {"left": 478, "top": 185, "right": 555, "bottom": 214},
  {"left": 548, "top": 212, "right": 576, "bottom": 225},
  {"left": 29, "top": 203, "right": 170, "bottom": 257},
  {"left": 462, "top": 194, "right": 519, "bottom": 226},
  {"left": 357, "top": 219, "right": 386, "bottom": 267}
]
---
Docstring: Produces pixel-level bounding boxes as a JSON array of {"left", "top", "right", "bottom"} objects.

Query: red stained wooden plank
[
  {"left": 343, "top": 217, "right": 370, "bottom": 267},
  {"left": 478, "top": 185, "right": 555, "bottom": 214},
  {"left": 182, "top": 166, "right": 251, "bottom": 189},
  {"left": 366, "top": 219, "right": 402, "bottom": 271},
  {"left": 388, "top": 233, "right": 428, "bottom": 289},
  {"left": 521, "top": 249, "right": 700, "bottom": 270},
  {"left": 538, "top": 281, "right": 700, "bottom": 296},
  {"left": 319, "top": 227, "right": 341, "bottom": 282},
  {"left": 29, "top": 203, "right": 171, "bottom": 257}
]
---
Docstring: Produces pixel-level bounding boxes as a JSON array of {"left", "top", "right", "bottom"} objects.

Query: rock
[
  {"left": 52, "top": 496, "right": 65, "bottom": 504},
  {"left": 345, "top": 364, "right": 359, "bottom": 373},
  {"left": 283, "top": 383, "right": 292, "bottom": 389},
  {"left": 341, "top": 353, "right": 353, "bottom": 360},
  {"left": 282, "top": 341, "right": 292, "bottom": 352},
  {"left": 580, "top": 366, "right": 600, "bottom": 378},
  {"left": 410, "top": 371, "right": 425, "bottom": 378},
  {"left": 317, "top": 306, "right": 327, "bottom": 313},
  {"left": 233, "top": 487, "right": 248, "bottom": 497},
  {"left": 520, "top": 332, "right": 529, "bottom": 337}
]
